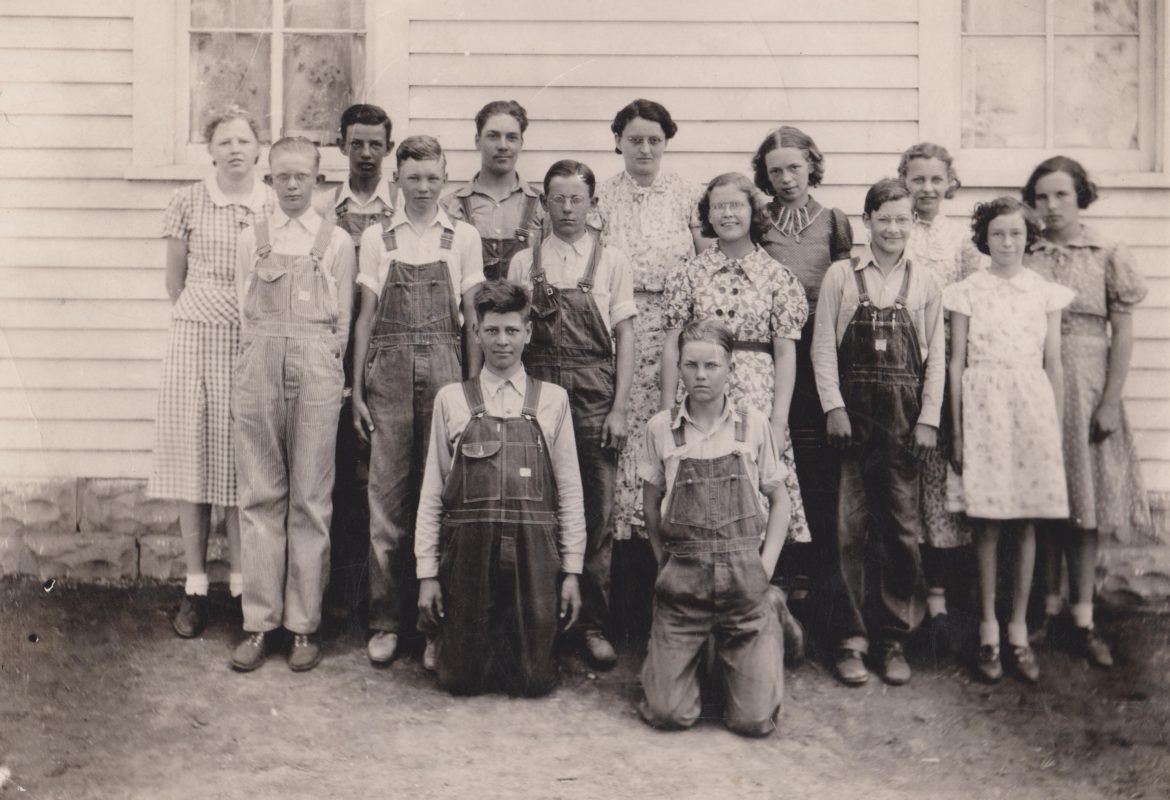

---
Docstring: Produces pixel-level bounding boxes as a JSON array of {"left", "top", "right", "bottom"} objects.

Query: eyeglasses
[
  {"left": 549, "top": 195, "right": 589, "bottom": 207},
  {"left": 272, "top": 173, "right": 314, "bottom": 184},
  {"left": 710, "top": 201, "right": 749, "bottom": 212}
]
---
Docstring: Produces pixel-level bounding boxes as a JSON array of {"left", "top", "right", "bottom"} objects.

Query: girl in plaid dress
[{"left": 148, "top": 109, "right": 275, "bottom": 638}]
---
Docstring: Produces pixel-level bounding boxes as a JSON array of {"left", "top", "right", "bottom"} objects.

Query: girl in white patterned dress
[
  {"left": 148, "top": 109, "right": 274, "bottom": 638},
  {"left": 945, "top": 198, "right": 1073, "bottom": 685}
]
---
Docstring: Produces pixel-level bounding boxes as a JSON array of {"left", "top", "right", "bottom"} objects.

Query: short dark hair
[
  {"left": 340, "top": 104, "right": 392, "bottom": 147},
  {"left": 475, "top": 100, "right": 529, "bottom": 136},
  {"left": 610, "top": 98, "right": 678, "bottom": 153},
  {"left": 678, "top": 319, "right": 734, "bottom": 361},
  {"left": 543, "top": 159, "right": 596, "bottom": 198},
  {"left": 897, "top": 142, "right": 961, "bottom": 199},
  {"left": 751, "top": 126, "right": 825, "bottom": 195},
  {"left": 1022, "top": 155, "right": 1099, "bottom": 210},
  {"left": 697, "top": 172, "right": 768, "bottom": 244},
  {"left": 863, "top": 178, "right": 912, "bottom": 216},
  {"left": 269, "top": 136, "right": 320, "bottom": 169},
  {"left": 970, "top": 196, "right": 1042, "bottom": 256},
  {"left": 395, "top": 135, "right": 445, "bottom": 168},
  {"left": 474, "top": 279, "right": 531, "bottom": 321}
]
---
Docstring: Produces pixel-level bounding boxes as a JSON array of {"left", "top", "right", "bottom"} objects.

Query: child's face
[
  {"left": 209, "top": 118, "right": 260, "bottom": 180},
  {"left": 1032, "top": 171, "right": 1080, "bottom": 237},
  {"left": 396, "top": 158, "right": 446, "bottom": 217},
  {"left": 544, "top": 174, "right": 596, "bottom": 242},
  {"left": 616, "top": 117, "right": 668, "bottom": 181},
  {"left": 764, "top": 147, "right": 810, "bottom": 206},
  {"left": 476, "top": 113, "right": 523, "bottom": 178},
  {"left": 903, "top": 157, "right": 949, "bottom": 221},
  {"left": 341, "top": 123, "right": 391, "bottom": 180},
  {"left": 679, "top": 339, "right": 730, "bottom": 403},
  {"left": 475, "top": 310, "right": 531, "bottom": 374},
  {"left": 269, "top": 150, "right": 318, "bottom": 216},
  {"left": 863, "top": 197, "right": 914, "bottom": 260},
  {"left": 986, "top": 212, "right": 1029, "bottom": 269},
  {"left": 707, "top": 183, "right": 753, "bottom": 245}
]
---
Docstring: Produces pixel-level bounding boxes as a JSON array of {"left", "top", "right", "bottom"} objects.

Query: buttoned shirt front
[
  {"left": 441, "top": 173, "right": 544, "bottom": 241},
  {"left": 414, "top": 364, "right": 587, "bottom": 579},
  {"left": 811, "top": 245, "right": 945, "bottom": 427}
]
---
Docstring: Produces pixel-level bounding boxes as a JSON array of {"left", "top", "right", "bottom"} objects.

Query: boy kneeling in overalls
[
  {"left": 415, "top": 280, "right": 586, "bottom": 696},
  {"left": 230, "top": 137, "right": 357, "bottom": 672},
  {"left": 639, "top": 319, "right": 790, "bottom": 737}
]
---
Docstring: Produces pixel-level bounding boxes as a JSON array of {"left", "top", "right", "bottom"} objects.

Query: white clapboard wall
[{"left": 0, "top": 0, "right": 1166, "bottom": 496}]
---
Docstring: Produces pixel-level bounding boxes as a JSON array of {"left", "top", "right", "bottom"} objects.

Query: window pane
[
  {"left": 191, "top": 0, "right": 270, "bottom": 28},
  {"left": 283, "top": 34, "right": 365, "bottom": 145},
  {"left": 962, "top": 0, "right": 1044, "bottom": 33},
  {"left": 284, "top": 0, "right": 365, "bottom": 29},
  {"left": 190, "top": 33, "right": 272, "bottom": 143},
  {"left": 962, "top": 37, "right": 1045, "bottom": 147},
  {"left": 1055, "top": 0, "right": 1138, "bottom": 33},
  {"left": 1054, "top": 36, "right": 1139, "bottom": 148}
]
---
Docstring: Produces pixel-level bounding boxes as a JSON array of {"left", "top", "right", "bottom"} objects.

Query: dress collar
[
  {"left": 204, "top": 176, "right": 268, "bottom": 212},
  {"left": 702, "top": 244, "right": 767, "bottom": 285},
  {"left": 1031, "top": 224, "right": 1105, "bottom": 253},
  {"left": 970, "top": 266, "right": 1040, "bottom": 293}
]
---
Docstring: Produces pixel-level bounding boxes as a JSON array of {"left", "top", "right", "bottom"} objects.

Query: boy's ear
[
  {"left": 315, "top": 174, "right": 325, "bottom": 186},
  {"left": 523, "top": 319, "right": 533, "bottom": 344},
  {"left": 386, "top": 139, "right": 395, "bottom": 155},
  {"left": 263, "top": 173, "right": 273, "bottom": 186}
]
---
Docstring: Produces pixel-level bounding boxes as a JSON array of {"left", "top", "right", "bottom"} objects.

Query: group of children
[{"left": 154, "top": 97, "right": 1150, "bottom": 738}]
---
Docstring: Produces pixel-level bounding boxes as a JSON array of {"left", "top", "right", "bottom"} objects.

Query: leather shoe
[
  {"left": 879, "top": 641, "right": 911, "bottom": 686},
  {"left": 289, "top": 633, "right": 322, "bottom": 672},
  {"left": 975, "top": 643, "right": 1003, "bottom": 683},
  {"left": 367, "top": 631, "right": 398, "bottom": 664},
  {"left": 583, "top": 632, "right": 618, "bottom": 670},
  {"left": 230, "top": 631, "right": 267, "bottom": 672},
  {"left": 172, "top": 594, "right": 209, "bottom": 639},
  {"left": 1075, "top": 626, "right": 1113, "bottom": 669},
  {"left": 834, "top": 647, "right": 868, "bottom": 686},
  {"left": 1008, "top": 644, "right": 1040, "bottom": 684}
]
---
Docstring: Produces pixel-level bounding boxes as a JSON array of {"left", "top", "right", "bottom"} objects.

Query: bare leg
[
  {"left": 974, "top": 519, "right": 1000, "bottom": 638},
  {"left": 1008, "top": 521, "right": 1036, "bottom": 639}
]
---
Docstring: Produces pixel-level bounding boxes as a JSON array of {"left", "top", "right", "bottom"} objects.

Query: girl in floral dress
[
  {"left": 945, "top": 198, "right": 1073, "bottom": 685},
  {"left": 897, "top": 142, "right": 982, "bottom": 654},
  {"left": 1023, "top": 156, "right": 1152, "bottom": 668},
  {"left": 596, "top": 99, "right": 707, "bottom": 540}
]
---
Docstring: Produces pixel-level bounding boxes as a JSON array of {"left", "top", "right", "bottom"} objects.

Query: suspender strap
[
  {"left": 440, "top": 227, "right": 455, "bottom": 251},
  {"left": 894, "top": 259, "right": 913, "bottom": 308},
  {"left": 520, "top": 194, "right": 540, "bottom": 231},
  {"left": 670, "top": 405, "right": 686, "bottom": 447},
  {"left": 531, "top": 232, "right": 545, "bottom": 282},
  {"left": 309, "top": 218, "right": 334, "bottom": 265},
  {"left": 253, "top": 218, "right": 272, "bottom": 258},
  {"left": 459, "top": 195, "right": 474, "bottom": 225},
  {"left": 333, "top": 185, "right": 345, "bottom": 218},
  {"left": 849, "top": 257, "right": 868, "bottom": 305},
  {"left": 381, "top": 219, "right": 397, "bottom": 253},
  {"left": 521, "top": 377, "right": 542, "bottom": 419},
  {"left": 461, "top": 378, "right": 486, "bottom": 418},
  {"left": 734, "top": 409, "right": 747, "bottom": 443},
  {"left": 578, "top": 231, "right": 603, "bottom": 292}
]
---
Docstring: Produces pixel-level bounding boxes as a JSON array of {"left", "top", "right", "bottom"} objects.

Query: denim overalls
[
  {"left": 365, "top": 221, "right": 464, "bottom": 635},
  {"left": 233, "top": 218, "right": 344, "bottom": 635},
  {"left": 431, "top": 377, "right": 562, "bottom": 696},
  {"left": 459, "top": 193, "right": 541, "bottom": 281},
  {"left": 522, "top": 231, "right": 618, "bottom": 638},
  {"left": 830, "top": 260, "right": 927, "bottom": 653},
  {"left": 639, "top": 408, "right": 783, "bottom": 737}
]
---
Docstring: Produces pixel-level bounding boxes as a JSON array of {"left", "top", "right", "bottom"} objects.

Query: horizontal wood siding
[{"left": 0, "top": 0, "right": 1166, "bottom": 497}]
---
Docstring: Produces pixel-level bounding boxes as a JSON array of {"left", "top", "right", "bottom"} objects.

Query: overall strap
[
  {"left": 520, "top": 194, "right": 540, "bottom": 231},
  {"left": 670, "top": 405, "right": 686, "bottom": 447},
  {"left": 734, "top": 409, "right": 748, "bottom": 443},
  {"left": 521, "top": 376, "right": 543, "bottom": 419},
  {"left": 459, "top": 194, "right": 474, "bottom": 225},
  {"left": 439, "top": 226, "right": 455, "bottom": 251},
  {"left": 253, "top": 217, "right": 272, "bottom": 259},
  {"left": 531, "top": 233, "right": 545, "bottom": 282},
  {"left": 309, "top": 218, "right": 334, "bottom": 265},
  {"left": 461, "top": 378, "right": 487, "bottom": 418},
  {"left": 894, "top": 259, "right": 913, "bottom": 308},
  {"left": 578, "top": 230, "right": 603, "bottom": 292},
  {"left": 380, "top": 218, "right": 398, "bottom": 253},
  {"left": 849, "top": 257, "right": 869, "bottom": 305}
]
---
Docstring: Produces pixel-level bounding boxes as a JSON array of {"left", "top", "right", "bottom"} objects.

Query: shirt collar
[
  {"left": 271, "top": 206, "right": 322, "bottom": 234},
  {"left": 335, "top": 177, "right": 393, "bottom": 210},
  {"left": 547, "top": 232, "right": 594, "bottom": 261},
  {"left": 479, "top": 363, "right": 528, "bottom": 398},
  {"left": 204, "top": 176, "right": 268, "bottom": 212},
  {"left": 856, "top": 244, "right": 908, "bottom": 274},
  {"left": 671, "top": 394, "right": 733, "bottom": 431},
  {"left": 391, "top": 205, "right": 456, "bottom": 234},
  {"left": 454, "top": 172, "right": 539, "bottom": 200}
]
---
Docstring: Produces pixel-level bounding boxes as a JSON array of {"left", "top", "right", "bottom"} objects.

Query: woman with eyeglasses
[{"left": 595, "top": 99, "right": 709, "bottom": 547}]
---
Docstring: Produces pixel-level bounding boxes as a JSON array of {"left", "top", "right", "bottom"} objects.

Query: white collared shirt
[{"left": 357, "top": 206, "right": 485, "bottom": 302}]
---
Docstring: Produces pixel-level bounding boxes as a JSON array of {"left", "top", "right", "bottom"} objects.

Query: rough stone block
[
  {"left": 0, "top": 479, "right": 77, "bottom": 536},
  {"left": 21, "top": 531, "right": 138, "bottom": 583},
  {"left": 139, "top": 534, "right": 232, "bottom": 585},
  {"left": 79, "top": 479, "right": 180, "bottom": 536},
  {"left": 1098, "top": 544, "right": 1170, "bottom": 608},
  {"left": 0, "top": 531, "right": 32, "bottom": 576}
]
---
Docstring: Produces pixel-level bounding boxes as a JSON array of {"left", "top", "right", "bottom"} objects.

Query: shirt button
[
  {"left": 715, "top": 309, "right": 724, "bottom": 316},
  {"left": 728, "top": 310, "right": 736, "bottom": 318},
  {"left": 731, "top": 288, "right": 739, "bottom": 295}
]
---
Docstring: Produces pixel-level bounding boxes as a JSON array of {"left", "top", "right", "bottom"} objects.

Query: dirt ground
[{"left": 1, "top": 577, "right": 1167, "bottom": 800}]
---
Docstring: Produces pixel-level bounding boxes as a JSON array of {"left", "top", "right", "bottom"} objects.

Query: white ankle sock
[
  {"left": 1006, "top": 622, "right": 1029, "bottom": 648},
  {"left": 1071, "top": 602, "right": 1093, "bottom": 629},
  {"left": 229, "top": 572, "right": 244, "bottom": 598},
  {"left": 979, "top": 620, "right": 1000, "bottom": 647},
  {"left": 1044, "top": 594, "right": 1063, "bottom": 616},
  {"left": 184, "top": 573, "right": 210, "bottom": 596},
  {"left": 927, "top": 587, "right": 947, "bottom": 618}
]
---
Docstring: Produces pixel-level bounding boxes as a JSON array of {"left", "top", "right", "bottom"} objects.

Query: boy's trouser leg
[
  {"left": 874, "top": 432, "right": 927, "bottom": 642},
  {"left": 492, "top": 525, "right": 561, "bottom": 697},
  {"left": 435, "top": 525, "right": 495, "bottom": 695},
  {"left": 575, "top": 421, "right": 618, "bottom": 636},
  {"left": 234, "top": 339, "right": 290, "bottom": 633},
  {"left": 830, "top": 446, "right": 873, "bottom": 653},
  {"left": 718, "top": 593, "right": 784, "bottom": 737},
  {"left": 283, "top": 338, "right": 343, "bottom": 634}
]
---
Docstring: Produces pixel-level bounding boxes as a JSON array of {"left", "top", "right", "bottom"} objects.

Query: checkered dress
[{"left": 147, "top": 180, "right": 274, "bottom": 505}]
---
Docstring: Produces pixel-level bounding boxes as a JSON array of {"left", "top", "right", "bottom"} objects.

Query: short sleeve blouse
[{"left": 1024, "top": 225, "right": 1148, "bottom": 318}]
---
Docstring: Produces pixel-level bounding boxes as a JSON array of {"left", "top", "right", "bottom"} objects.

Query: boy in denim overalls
[
  {"left": 507, "top": 159, "right": 635, "bottom": 669},
  {"left": 639, "top": 319, "right": 790, "bottom": 737},
  {"left": 353, "top": 136, "right": 485, "bottom": 665},
  {"left": 415, "top": 280, "right": 586, "bottom": 695},
  {"left": 230, "top": 137, "right": 356, "bottom": 672}
]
